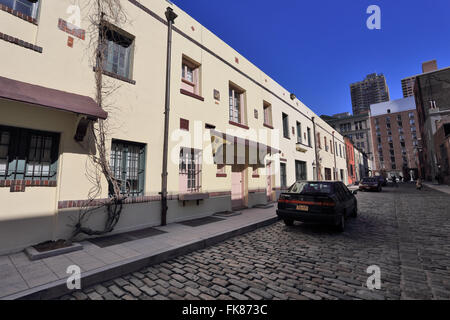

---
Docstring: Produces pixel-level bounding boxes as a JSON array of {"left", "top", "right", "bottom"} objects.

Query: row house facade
[{"left": 0, "top": 0, "right": 348, "bottom": 254}]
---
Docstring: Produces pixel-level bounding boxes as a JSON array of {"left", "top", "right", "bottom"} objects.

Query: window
[
  {"left": 296, "top": 121, "right": 302, "bottom": 144},
  {"left": 0, "top": 126, "right": 59, "bottom": 182},
  {"left": 263, "top": 101, "right": 272, "bottom": 126},
  {"left": 339, "top": 144, "right": 342, "bottom": 158},
  {"left": 229, "top": 84, "right": 245, "bottom": 124},
  {"left": 295, "top": 160, "right": 307, "bottom": 181},
  {"left": 409, "top": 112, "right": 414, "bottom": 119},
  {"left": 282, "top": 113, "right": 289, "bottom": 139},
  {"left": 410, "top": 119, "right": 415, "bottom": 125},
  {"left": 280, "top": 163, "right": 287, "bottom": 189},
  {"left": 181, "top": 56, "right": 201, "bottom": 95},
  {"left": 0, "top": 0, "right": 40, "bottom": 19},
  {"left": 307, "top": 127, "right": 311, "bottom": 147},
  {"left": 324, "top": 168, "right": 332, "bottom": 181},
  {"left": 179, "top": 148, "right": 202, "bottom": 193},
  {"left": 317, "top": 132, "right": 321, "bottom": 148},
  {"left": 330, "top": 140, "right": 333, "bottom": 153},
  {"left": 324, "top": 137, "right": 328, "bottom": 151},
  {"left": 101, "top": 24, "right": 134, "bottom": 79},
  {"left": 110, "top": 140, "right": 145, "bottom": 196}
]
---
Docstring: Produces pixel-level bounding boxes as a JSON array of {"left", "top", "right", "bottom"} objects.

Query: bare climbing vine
[{"left": 70, "top": 0, "right": 129, "bottom": 240}]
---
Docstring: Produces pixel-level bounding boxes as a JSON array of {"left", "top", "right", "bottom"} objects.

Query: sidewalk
[
  {"left": 423, "top": 182, "right": 450, "bottom": 195},
  {"left": 0, "top": 206, "right": 278, "bottom": 300}
]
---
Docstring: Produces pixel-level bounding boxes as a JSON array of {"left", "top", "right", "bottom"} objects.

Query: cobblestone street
[{"left": 60, "top": 184, "right": 450, "bottom": 300}]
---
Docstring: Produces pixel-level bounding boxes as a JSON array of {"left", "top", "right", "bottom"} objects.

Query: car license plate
[{"left": 296, "top": 205, "right": 309, "bottom": 212}]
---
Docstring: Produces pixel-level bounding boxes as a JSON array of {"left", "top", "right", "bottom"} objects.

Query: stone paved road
[{"left": 60, "top": 184, "right": 450, "bottom": 300}]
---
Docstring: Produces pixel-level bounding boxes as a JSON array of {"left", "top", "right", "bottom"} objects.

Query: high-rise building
[
  {"left": 401, "top": 76, "right": 416, "bottom": 98},
  {"left": 370, "top": 97, "right": 421, "bottom": 180},
  {"left": 401, "top": 60, "right": 438, "bottom": 98},
  {"left": 350, "top": 73, "right": 390, "bottom": 115}
]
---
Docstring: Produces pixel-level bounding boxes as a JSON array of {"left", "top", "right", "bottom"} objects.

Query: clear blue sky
[{"left": 172, "top": 0, "right": 450, "bottom": 116}]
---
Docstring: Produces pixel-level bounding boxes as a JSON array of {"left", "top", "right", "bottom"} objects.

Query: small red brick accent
[
  {"left": 216, "top": 173, "right": 227, "bottom": 178},
  {"left": 0, "top": 4, "right": 38, "bottom": 25},
  {"left": 0, "top": 32, "right": 43, "bottom": 53},
  {"left": 180, "top": 118, "right": 189, "bottom": 131},
  {"left": 235, "top": 57, "right": 239, "bottom": 64},
  {"left": 191, "top": 26, "right": 195, "bottom": 31},
  {"left": 263, "top": 123, "right": 274, "bottom": 129},
  {"left": 67, "top": 36, "right": 74, "bottom": 48}
]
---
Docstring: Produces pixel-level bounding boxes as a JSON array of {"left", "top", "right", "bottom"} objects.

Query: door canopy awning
[
  {"left": 0, "top": 76, "right": 108, "bottom": 119},
  {"left": 210, "top": 129, "right": 280, "bottom": 166}
]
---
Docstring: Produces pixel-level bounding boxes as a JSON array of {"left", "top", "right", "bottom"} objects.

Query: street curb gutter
[{"left": 4, "top": 216, "right": 279, "bottom": 300}]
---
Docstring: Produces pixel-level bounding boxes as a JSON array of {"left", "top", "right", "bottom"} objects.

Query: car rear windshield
[
  {"left": 288, "top": 182, "right": 334, "bottom": 195},
  {"left": 362, "top": 178, "right": 376, "bottom": 182}
]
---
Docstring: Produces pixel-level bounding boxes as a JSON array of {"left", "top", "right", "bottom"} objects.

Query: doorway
[{"left": 231, "top": 165, "right": 245, "bottom": 209}]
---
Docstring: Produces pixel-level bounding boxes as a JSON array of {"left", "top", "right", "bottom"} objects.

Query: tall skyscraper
[{"left": 350, "top": 73, "right": 390, "bottom": 115}]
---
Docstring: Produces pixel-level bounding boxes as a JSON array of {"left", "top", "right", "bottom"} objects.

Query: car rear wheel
[
  {"left": 336, "top": 214, "right": 345, "bottom": 232},
  {"left": 283, "top": 219, "right": 294, "bottom": 226}
]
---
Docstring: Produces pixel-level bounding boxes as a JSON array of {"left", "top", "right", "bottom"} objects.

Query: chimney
[{"left": 422, "top": 60, "right": 438, "bottom": 73}]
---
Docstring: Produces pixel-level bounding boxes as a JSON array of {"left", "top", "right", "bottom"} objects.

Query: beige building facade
[{"left": 0, "top": 0, "right": 347, "bottom": 254}]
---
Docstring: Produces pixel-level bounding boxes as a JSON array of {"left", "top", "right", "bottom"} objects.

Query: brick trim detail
[
  {"left": 216, "top": 173, "right": 227, "bottom": 178},
  {"left": 263, "top": 123, "right": 274, "bottom": 129},
  {"left": 228, "top": 121, "right": 249, "bottom": 130},
  {"left": 58, "top": 18, "right": 85, "bottom": 40},
  {"left": 180, "top": 89, "right": 205, "bottom": 101},
  {"left": 0, "top": 32, "right": 43, "bottom": 53},
  {"left": 58, "top": 191, "right": 232, "bottom": 209},
  {"left": 93, "top": 67, "right": 136, "bottom": 85},
  {"left": 0, "top": 4, "right": 38, "bottom": 25},
  {"left": 1, "top": 179, "right": 57, "bottom": 192}
]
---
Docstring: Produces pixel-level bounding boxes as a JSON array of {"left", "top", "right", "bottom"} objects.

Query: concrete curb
[{"left": 4, "top": 215, "right": 278, "bottom": 300}]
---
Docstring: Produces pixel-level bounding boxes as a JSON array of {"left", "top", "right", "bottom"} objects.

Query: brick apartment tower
[{"left": 370, "top": 98, "right": 421, "bottom": 179}]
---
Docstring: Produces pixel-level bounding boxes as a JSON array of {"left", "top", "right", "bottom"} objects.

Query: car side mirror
[{"left": 352, "top": 190, "right": 358, "bottom": 195}]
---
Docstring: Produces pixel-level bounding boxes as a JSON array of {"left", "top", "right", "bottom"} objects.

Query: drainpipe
[
  {"left": 311, "top": 117, "right": 320, "bottom": 180},
  {"left": 332, "top": 131, "right": 337, "bottom": 180},
  {"left": 161, "top": 7, "right": 177, "bottom": 226}
]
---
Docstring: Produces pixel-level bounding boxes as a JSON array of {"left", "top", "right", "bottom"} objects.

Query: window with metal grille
[
  {"left": 0, "top": 125, "right": 59, "bottom": 181},
  {"left": 179, "top": 148, "right": 202, "bottom": 193},
  {"left": 109, "top": 140, "right": 145, "bottom": 196},
  {"left": 0, "top": 0, "right": 40, "bottom": 19}
]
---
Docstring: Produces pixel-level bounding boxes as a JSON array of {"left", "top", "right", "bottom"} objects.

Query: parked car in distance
[
  {"left": 359, "top": 177, "right": 382, "bottom": 192},
  {"left": 374, "top": 175, "right": 387, "bottom": 186},
  {"left": 276, "top": 181, "right": 358, "bottom": 232}
]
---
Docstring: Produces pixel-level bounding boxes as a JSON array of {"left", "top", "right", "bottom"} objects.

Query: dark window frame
[{"left": 0, "top": 125, "right": 60, "bottom": 182}]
